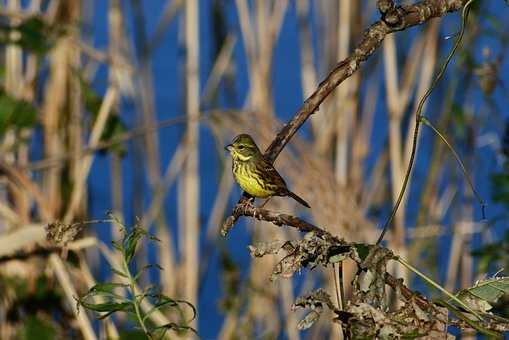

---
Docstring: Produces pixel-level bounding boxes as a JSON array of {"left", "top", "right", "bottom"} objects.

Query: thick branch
[
  {"left": 221, "top": 199, "right": 336, "bottom": 241},
  {"left": 222, "top": 0, "right": 467, "bottom": 235},
  {"left": 263, "top": 0, "right": 465, "bottom": 162}
]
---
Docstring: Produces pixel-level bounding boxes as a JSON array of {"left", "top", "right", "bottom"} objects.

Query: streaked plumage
[{"left": 225, "top": 134, "right": 310, "bottom": 208}]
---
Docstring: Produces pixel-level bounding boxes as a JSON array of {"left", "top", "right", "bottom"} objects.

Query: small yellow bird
[{"left": 225, "top": 134, "right": 310, "bottom": 208}]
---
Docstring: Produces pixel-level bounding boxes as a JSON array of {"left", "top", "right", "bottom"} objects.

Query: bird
[{"left": 225, "top": 134, "right": 310, "bottom": 208}]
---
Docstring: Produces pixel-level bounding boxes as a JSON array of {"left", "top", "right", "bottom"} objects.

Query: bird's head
[{"left": 225, "top": 134, "right": 261, "bottom": 161}]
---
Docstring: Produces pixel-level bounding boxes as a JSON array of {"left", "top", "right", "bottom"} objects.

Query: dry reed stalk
[
  {"left": 69, "top": 39, "right": 85, "bottom": 223},
  {"left": 330, "top": 2, "right": 354, "bottom": 337},
  {"left": 334, "top": 0, "right": 352, "bottom": 188},
  {"left": 296, "top": 0, "right": 318, "bottom": 133},
  {"left": 409, "top": 83, "right": 457, "bottom": 273},
  {"left": 137, "top": 144, "right": 188, "bottom": 227},
  {"left": 110, "top": 155, "right": 124, "bottom": 230},
  {"left": 204, "top": 166, "right": 234, "bottom": 239},
  {"left": 235, "top": 0, "right": 256, "bottom": 81},
  {"left": 267, "top": 0, "right": 288, "bottom": 51},
  {"left": 41, "top": 28, "right": 67, "bottom": 217},
  {"left": 218, "top": 313, "right": 238, "bottom": 340},
  {"left": 313, "top": 1, "right": 337, "bottom": 153},
  {"left": 78, "top": 254, "right": 120, "bottom": 339},
  {"left": 5, "top": 0, "right": 22, "bottom": 97},
  {"left": 4, "top": 0, "right": 29, "bottom": 223},
  {"left": 130, "top": 0, "right": 176, "bottom": 292},
  {"left": 140, "top": 144, "right": 188, "bottom": 296},
  {"left": 281, "top": 278, "right": 300, "bottom": 340},
  {"left": 0, "top": 162, "right": 52, "bottom": 220},
  {"left": 395, "top": 23, "right": 439, "bottom": 284},
  {"left": 201, "top": 34, "right": 237, "bottom": 105},
  {"left": 146, "top": 0, "right": 183, "bottom": 56},
  {"left": 383, "top": 35, "right": 409, "bottom": 250},
  {"left": 131, "top": 0, "right": 161, "bottom": 188},
  {"left": 351, "top": 78, "right": 379, "bottom": 199},
  {"left": 0, "top": 224, "right": 45, "bottom": 257},
  {"left": 382, "top": 25, "right": 437, "bottom": 286},
  {"left": 402, "top": 24, "right": 439, "bottom": 164},
  {"left": 446, "top": 134, "right": 476, "bottom": 296},
  {"left": 0, "top": 200, "right": 19, "bottom": 225},
  {"left": 63, "top": 86, "right": 118, "bottom": 223},
  {"left": 107, "top": 0, "right": 127, "bottom": 247},
  {"left": 49, "top": 254, "right": 97, "bottom": 340},
  {"left": 181, "top": 0, "right": 200, "bottom": 328}
]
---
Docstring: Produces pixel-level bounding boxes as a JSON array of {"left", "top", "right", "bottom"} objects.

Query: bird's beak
[{"left": 225, "top": 144, "right": 233, "bottom": 152}]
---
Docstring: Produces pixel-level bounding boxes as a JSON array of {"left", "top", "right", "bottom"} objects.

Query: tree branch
[
  {"left": 222, "top": 0, "right": 468, "bottom": 235},
  {"left": 221, "top": 199, "right": 337, "bottom": 242}
]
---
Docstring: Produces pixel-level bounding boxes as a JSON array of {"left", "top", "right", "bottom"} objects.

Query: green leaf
[
  {"left": 353, "top": 243, "right": 370, "bottom": 261},
  {"left": 117, "top": 330, "right": 148, "bottom": 340},
  {"left": 110, "top": 267, "right": 128, "bottom": 278},
  {"left": 123, "top": 227, "right": 148, "bottom": 264},
  {"left": 15, "top": 17, "right": 55, "bottom": 54},
  {"left": 134, "top": 264, "right": 163, "bottom": 281},
  {"left": 17, "top": 315, "right": 56, "bottom": 340},
  {"left": 457, "top": 276, "right": 509, "bottom": 312},
  {"left": 434, "top": 299, "right": 503, "bottom": 338},
  {"left": 0, "top": 16, "right": 59, "bottom": 54},
  {"left": 492, "top": 173, "right": 509, "bottom": 206},
  {"left": 151, "top": 323, "right": 197, "bottom": 339},
  {"left": 143, "top": 295, "right": 197, "bottom": 323},
  {"left": 0, "top": 93, "right": 37, "bottom": 134},
  {"left": 101, "top": 115, "right": 127, "bottom": 156},
  {"left": 88, "top": 282, "right": 128, "bottom": 295},
  {"left": 80, "top": 78, "right": 127, "bottom": 156},
  {"left": 78, "top": 300, "right": 134, "bottom": 317},
  {"left": 112, "top": 240, "right": 123, "bottom": 252},
  {"left": 84, "top": 283, "right": 129, "bottom": 302}
]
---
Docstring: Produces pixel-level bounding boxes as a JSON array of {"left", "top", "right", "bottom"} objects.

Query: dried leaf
[
  {"left": 457, "top": 276, "right": 509, "bottom": 312},
  {"left": 297, "top": 311, "right": 320, "bottom": 330},
  {"left": 247, "top": 240, "right": 286, "bottom": 257}
]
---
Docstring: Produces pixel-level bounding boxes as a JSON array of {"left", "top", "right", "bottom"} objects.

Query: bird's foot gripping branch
[{"left": 220, "top": 197, "right": 328, "bottom": 238}]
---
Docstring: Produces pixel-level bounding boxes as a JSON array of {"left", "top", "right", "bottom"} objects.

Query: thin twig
[
  {"left": 376, "top": 0, "right": 477, "bottom": 245},
  {"left": 223, "top": 0, "right": 471, "bottom": 235},
  {"left": 421, "top": 117, "right": 486, "bottom": 216}
]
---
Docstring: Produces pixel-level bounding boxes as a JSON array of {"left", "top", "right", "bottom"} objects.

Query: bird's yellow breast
[{"left": 233, "top": 162, "right": 273, "bottom": 198}]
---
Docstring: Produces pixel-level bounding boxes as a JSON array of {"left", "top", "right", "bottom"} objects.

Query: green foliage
[
  {"left": 472, "top": 231, "right": 509, "bottom": 274},
  {"left": 17, "top": 316, "right": 57, "bottom": 340},
  {"left": 457, "top": 277, "right": 509, "bottom": 311},
  {"left": 0, "top": 91, "right": 37, "bottom": 135},
  {"left": 77, "top": 217, "right": 196, "bottom": 339},
  {"left": 491, "top": 121, "right": 509, "bottom": 208},
  {"left": 0, "top": 16, "right": 61, "bottom": 54},
  {"left": 80, "top": 78, "right": 127, "bottom": 156}
]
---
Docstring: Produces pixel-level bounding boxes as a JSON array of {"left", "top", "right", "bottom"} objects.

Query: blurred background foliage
[{"left": 0, "top": 0, "right": 507, "bottom": 339}]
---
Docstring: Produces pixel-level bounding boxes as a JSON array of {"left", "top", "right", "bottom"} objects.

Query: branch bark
[{"left": 222, "top": 0, "right": 468, "bottom": 235}]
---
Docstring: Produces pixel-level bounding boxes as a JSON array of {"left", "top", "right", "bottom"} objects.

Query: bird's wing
[{"left": 258, "top": 157, "right": 288, "bottom": 193}]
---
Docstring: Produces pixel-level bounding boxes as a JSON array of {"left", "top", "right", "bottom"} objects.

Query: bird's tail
[{"left": 288, "top": 191, "right": 311, "bottom": 208}]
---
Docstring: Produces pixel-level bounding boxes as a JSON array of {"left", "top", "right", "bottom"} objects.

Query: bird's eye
[{"left": 238, "top": 145, "right": 244, "bottom": 150}]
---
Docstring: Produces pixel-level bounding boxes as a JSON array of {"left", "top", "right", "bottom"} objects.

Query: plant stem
[
  {"left": 122, "top": 255, "right": 151, "bottom": 339},
  {"left": 332, "top": 263, "right": 344, "bottom": 339},
  {"left": 395, "top": 256, "right": 481, "bottom": 320}
]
